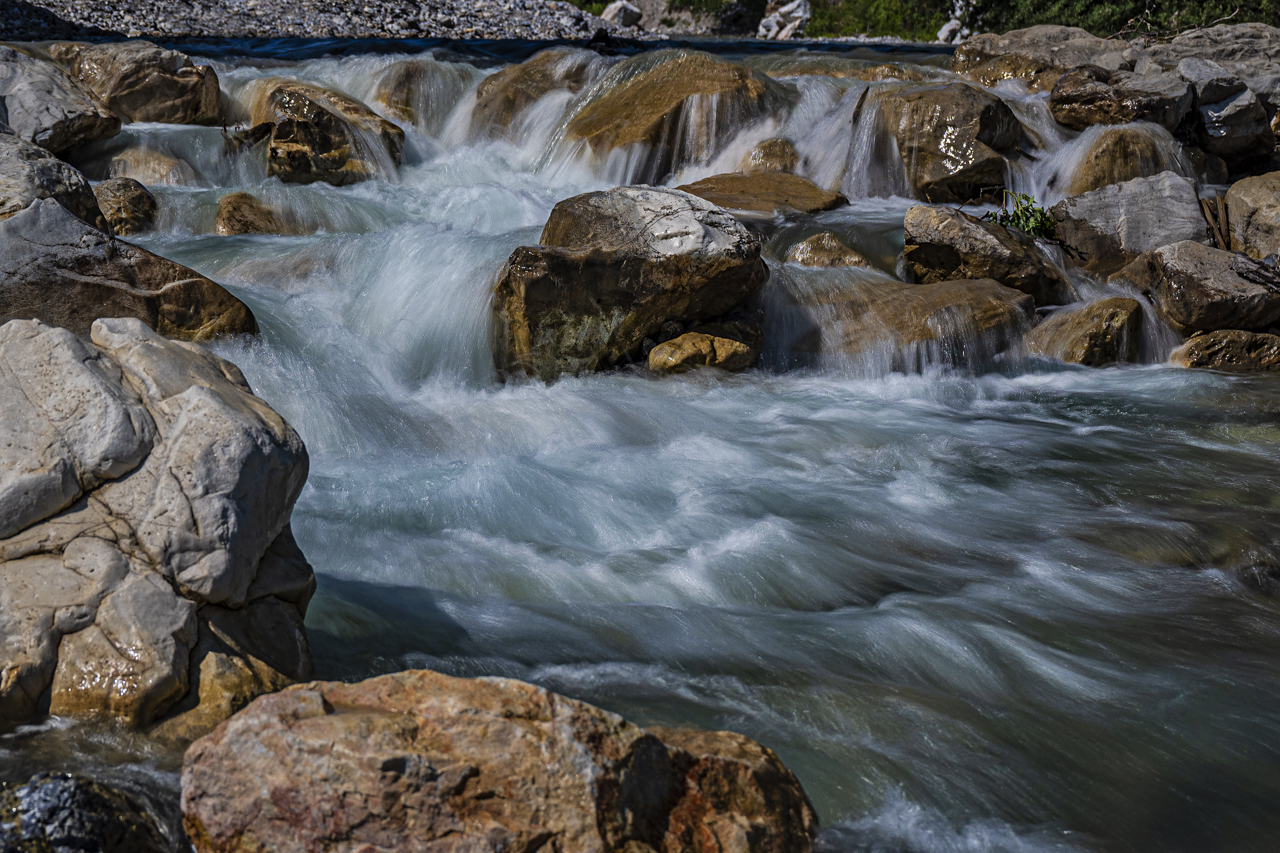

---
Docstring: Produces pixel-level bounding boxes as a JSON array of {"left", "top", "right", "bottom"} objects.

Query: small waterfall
[{"left": 842, "top": 94, "right": 913, "bottom": 200}]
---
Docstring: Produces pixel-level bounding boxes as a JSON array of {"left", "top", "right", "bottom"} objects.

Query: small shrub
[{"left": 983, "top": 191, "right": 1059, "bottom": 240}]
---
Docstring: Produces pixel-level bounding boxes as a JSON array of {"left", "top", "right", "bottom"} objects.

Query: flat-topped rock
[
  {"left": 676, "top": 171, "right": 847, "bottom": 214},
  {"left": 951, "top": 25, "right": 1129, "bottom": 91},
  {"left": 47, "top": 41, "right": 222, "bottom": 125}
]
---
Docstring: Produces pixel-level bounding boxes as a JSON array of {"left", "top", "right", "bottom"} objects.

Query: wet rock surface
[
  {"left": 0, "top": 772, "right": 168, "bottom": 853},
  {"left": 785, "top": 232, "right": 871, "bottom": 268},
  {"left": 1170, "top": 328, "right": 1280, "bottom": 370},
  {"left": 0, "top": 127, "right": 108, "bottom": 230},
  {"left": 676, "top": 171, "right": 847, "bottom": 214},
  {"left": 1061, "top": 125, "right": 1188, "bottom": 196},
  {"left": 1227, "top": 171, "right": 1280, "bottom": 259},
  {"left": 1049, "top": 65, "right": 1193, "bottom": 133},
  {"left": 471, "top": 48, "right": 600, "bottom": 138},
  {"left": 46, "top": 41, "right": 222, "bottom": 125},
  {"left": 951, "top": 25, "right": 1128, "bottom": 92},
  {"left": 741, "top": 137, "right": 799, "bottom": 174},
  {"left": 372, "top": 57, "right": 480, "bottom": 135},
  {"left": 649, "top": 324, "right": 763, "bottom": 373},
  {"left": 1026, "top": 296, "right": 1143, "bottom": 366},
  {"left": 93, "top": 176, "right": 158, "bottom": 236},
  {"left": 214, "top": 191, "right": 285, "bottom": 236},
  {"left": 0, "top": 45, "right": 119, "bottom": 154}
]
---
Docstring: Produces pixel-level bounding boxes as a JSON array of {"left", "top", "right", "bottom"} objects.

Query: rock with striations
[
  {"left": 0, "top": 127, "right": 108, "bottom": 230},
  {"left": 950, "top": 25, "right": 1130, "bottom": 92},
  {"left": 1049, "top": 65, "right": 1193, "bottom": 133},
  {"left": 471, "top": 48, "right": 600, "bottom": 138},
  {"left": 1226, "top": 171, "right": 1280, "bottom": 259},
  {"left": 214, "top": 190, "right": 285, "bottom": 236},
  {"left": 372, "top": 57, "right": 480, "bottom": 135},
  {"left": 0, "top": 316, "right": 312, "bottom": 736},
  {"left": 740, "top": 137, "right": 798, "bottom": 174},
  {"left": 1170, "top": 328, "right": 1280, "bottom": 371},
  {"left": 903, "top": 205, "right": 1074, "bottom": 306},
  {"left": 874, "top": 82, "right": 1023, "bottom": 204},
  {"left": 0, "top": 772, "right": 168, "bottom": 853},
  {"left": 649, "top": 322, "right": 763, "bottom": 373},
  {"left": 47, "top": 41, "right": 222, "bottom": 125},
  {"left": 1026, "top": 296, "right": 1143, "bottom": 366},
  {"left": 0, "top": 197, "right": 257, "bottom": 340},
  {"left": 92, "top": 176, "right": 158, "bottom": 236},
  {"left": 1060, "top": 124, "right": 1188, "bottom": 196},
  {"left": 1051, "top": 171, "right": 1209, "bottom": 276},
  {"left": 249, "top": 79, "right": 405, "bottom": 186},
  {"left": 0, "top": 46, "right": 120, "bottom": 153},
  {"left": 180, "top": 669, "right": 818, "bottom": 853},
  {"left": 676, "top": 171, "right": 847, "bottom": 214},
  {"left": 785, "top": 232, "right": 871, "bottom": 268},
  {"left": 493, "top": 186, "right": 768, "bottom": 381},
  {"left": 1112, "top": 240, "right": 1280, "bottom": 334}
]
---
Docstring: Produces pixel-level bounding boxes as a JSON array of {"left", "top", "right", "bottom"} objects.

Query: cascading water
[{"left": 5, "top": 40, "right": 1280, "bottom": 853}]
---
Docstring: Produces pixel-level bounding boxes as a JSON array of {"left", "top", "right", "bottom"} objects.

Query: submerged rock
[
  {"left": 0, "top": 772, "right": 167, "bottom": 853},
  {"left": 1227, "top": 171, "right": 1280, "bottom": 258},
  {"left": 0, "top": 128, "right": 108, "bottom": 230},
  {"left": 93, "top": 176, "right": 158, "bottom": 236},
  {"left": 649, "top": 323, "right": 763, "bottom": 373},
  {"left": 493, "top": 186, "right": 768, "bottom": 381},
  {"left": 180, "top": 669, "right": 818, "bottom": 853},
  {"left": 1049, "top": 66, "right": 1193, "bottom": 132},
  {"left": 214, "top": 191, "right": 285, "bottom": 235},
  {"left": 373, "top": 58, "right": 479, "bottom": 135},
  {"left": 1062, "top": 124, "right": 1187, "bottom": 196},
  {"left": 471, "top": 48, "right": 599, "bottom": 138},
  {"left": 676, "top": 171, "right": 847, "bottom": 214},
  {"left": 1026, "top": 297, "right": 1142, "bottom": 366},
  {"left": 741, "top": 137, "right": 798, "bottom": 173},
  {"left": 0, "top": 45, "right": 120, "bottom": 153},
  {"left": 785, "top": 232, "right": 871, "bottom": 268},
  {"left": 0, "top": 198, "right": 256, "bottom": 340},
  {"left": 903, "top": 205, "right": 1073, "bottom": 306},
  {"left": 951, "top": 25, "right": 1128, "bottom": 92},
  {"left": 1170, "top": 328, "right": 1280, "bottom": 370},
  {"left": 47, "top": 40, "right": 222, "bottom": 125}
]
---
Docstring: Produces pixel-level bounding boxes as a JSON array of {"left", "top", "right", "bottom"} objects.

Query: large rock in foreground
[
  {"left": 0, "top": 198, "right": 256, "bottom": 341},
  {"left": 494, "top": 186, "right": 769, "bottom": 380},
  {"left": 181, "top": 669, "right": 818, "bottom": 853},
  {"left": 0, "top": 772, "right": 168, "bottom": 853},
  {"left": 0, "top": 317, "right": 312, "bottom": 735},
  {"left": 0, "top": 128, "right": 108, "bottom": 231},
  {"left": 48, "top": 41, "right": 222, "bottom": 125},
  {"left": 0, "top": 45, "right": 120, "bottom": 153}
]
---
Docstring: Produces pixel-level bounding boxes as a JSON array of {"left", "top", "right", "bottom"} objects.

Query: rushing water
[{"left": 4, "top": 39, "right": 1280, "bottom": 853}]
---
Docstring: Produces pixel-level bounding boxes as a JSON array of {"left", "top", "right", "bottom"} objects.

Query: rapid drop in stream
[{"left": 4, "top": 39, "right": 1280, "bottom": 853}]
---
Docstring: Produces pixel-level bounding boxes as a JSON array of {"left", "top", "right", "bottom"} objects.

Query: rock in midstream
[
  {"left": 180, "top": 669, "right": 819, "bottom": 853},
  {"left": 493, "top": 186, "right": 768, "bottom": 381},
  {"left": 1059, "top": 124, "right": 1189, "bottom": 197},
  {"left": 649, "top": 322, "right": 764, "bottom": 374},
  {"left": 785, "top": 232, "right": 872, "bottom": 268},
  {"left": 373, "top": 57, "right": 481, "bottom": 136},
  {"left": 1049, "top": 65, "right": 1193, "bottom": 133},
  {"left": 471, "top": 47, "right": 602, "bottom": 139},
  {"left": 0, "top": 45, "right": 119, "bottom": 154},
  {"left": 740, "top": 137, "right": 798, "bottom": 173},
  {"left": 1227, "top": 171, "right": 1280, "bottom": 259},
  {"left": 1171, "top": 328, "right": 1280, "bottom": 370},
  {"left": 47, "top": 41, "right": 222, "bottom": 125},
  {"left": 0, "top": 772, "right": 169, "bottom": 853},
  {"left": 0, "top": 126, "right": 108, "bottom": 230},
  {"left": 0, "top": 317, "right": 313, "bottom": 738},
  {"left": 676, "top": 171, "right": 847, "bottom": 215},
  {"left": 93, "top": 176, "right": 158, "bottom": 236},
  {"left": 0, "top": 198, "right": 257, "bottom": 340},
  {"left": 1026, "top": 297, "right": 1143, "bottom": 366},
  {"left": 214, "top": 191, "right": 287, "bottom": 236}
]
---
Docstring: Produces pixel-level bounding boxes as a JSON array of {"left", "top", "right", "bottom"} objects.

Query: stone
[
  {"left": 1170, "top": 328, "right": 1280, "bottom": 370},
  {"left": 493, "top": 186, "right": 768, "bottom": 381},
  {"left": 1112, "top": 240, "right": 1280, "bottom": 334},
  {"left": 0, "top": 772, "right": 167, "bottom": 853},
  {"left": 903, "top": 205, "right": 1073, "bottom": 306},
  {"left": 1026, "top": 297, "right": 1142, "bottom": 366},
  {"left": 951, "top": 25, "right": 1128, "bottom": 92},
  {"left": 676, "top": 171, "right": 847, "bottom": 214},
  {"left": 648, "top": 325, "right": 761, "bottom": 373},
  {"left": 74, "top": 142, "right": 198, "bottom": 186},
  {"left": 0, "top": 45, "right": 119, "bottom": 153},
  {"left": 249, "top": 80, "right": 405, "bottom": 185},
  {"left": 93, "top": 176, "right": 157, "bottom": 236},
  {"left": 1049, "top": 65, "right": 1193, "bottom": 133},
  {"left": 214, "top": 191, "right": 285, "bottom": 235},
  {"left": 874, "top": 82, "right": 1022, "bottom": 204},
  {"left": 180, "top": 669, "right": 818, "bottom": 853},
  {"left": 740, "top": 137, "right": 798, "bottom": 173},
  {"left": 785, "top": 232, "right": 870, "bottom": 268},
  {"left": 0, "top": 128, "right": 107, "bottom": 230},
  {"left": 1177, "top": 58, "right": 1247, "bottom": 105},
  {"left": 471, "top": 48, "right": 599, "bottom": 137},
  {"left": 601, "top": 0, "right": 642, "bottom": 27},
  {"left": 1227, "top": 171, "right": 1280, "bottom": 258},
  {"left": 1199, "top": 87, "right": 1275, "bottom": 166},
  {"left": 372, "top": 58, "right": 479, "bottom": 135},
  {"left": 1052, "top": 171, "right": 1209, "bottom": 275},
  {"left": 0, "top": 198, "right": 257, "bottom": 341},
  {"left": 757, "top": 0, "right": 809, "bottom": 40},
  {"left": 47, "top": 41, "right": 222, "bottom": 125},
  {"left": 1060, "top": 125, "right": 1186, "bottom": 196}
]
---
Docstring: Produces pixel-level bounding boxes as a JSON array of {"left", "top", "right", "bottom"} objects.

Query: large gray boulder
[
  {"left": 0, "top": 45, "right": 119, "bottom": 153},
  {"left": 1051, "top": 171, "right": 1209, "bottom": 276},
  {"left": 1175, "top": 59, "right": 1276, "bottom": 166},
  {"left": 1049, "top": 65, "right": 1193, "bottom": 133},
  {"left": 0, "top": 198, "right": 257, "bottom": 341},
  {"left": 47, "top": 41, "right": 223, "bottom": 126},
  {"left": 1226, "top": 171, "right": 1280, "bottom": 259},
  {"left": 493, "top": 186, "right": 768, "bottom": 381},
  {"left": 0, "top": 128, "right": 108, "bottom": 230},
  {"left": 0, "top": 317, "right": 312, "bottom": 736}
]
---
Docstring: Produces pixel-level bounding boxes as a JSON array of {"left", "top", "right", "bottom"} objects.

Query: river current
[{"left": 3, "top": 38, "right": 1280, "bottom": 853}]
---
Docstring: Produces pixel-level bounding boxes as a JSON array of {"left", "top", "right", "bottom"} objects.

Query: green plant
[
  {"left": 807, "top": 0, "right": 950, "bottom": 39},
  {"left": 982, "top": 191, "right": 1059, "bottom": 240},
  {"left": 660, "top": 15, "right": 679, "bottom": 25},
  {"left": 962, "top": 0, "right": 1278, "bottom": 43}
]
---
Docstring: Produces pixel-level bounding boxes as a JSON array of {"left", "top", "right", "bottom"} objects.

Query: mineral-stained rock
[
  {"left": 372, "top": 57, "right": 480, "bottom": 135},
  {"left": 1049, "top": 65, "right": 1193, "bottom": 132},
  {"left": 785, "top": 232, "right": 871, "bottom": 268},
  {"left": 1052, "top": 171, "right": 1209, "bottom": 275},
  {"left": 1112, "top": 240, "right": 1280, "bottom": 334},
  {"left": 93, "top": 176, "right": 157, "bottom": 236},
  {"left": 903, "top": 205, "right": 1073, "bottom": 306},
  {"left": 494, "top": 186, "right": 768, "bottom": 380},
  {"left": 951, "top": 25, "right": 1128, "bottom": 92},
  {"left": 214, "top": 191, "right": 285, "bottom": 235},
  {"left": 0, "top": 772, "right": 168, "bottom": 853},
  {"left": 741, "top": 137, "right": 798, "bottom": 173},
  {"left": 47, "top": 41, "right": 222, "bottom": 125},
  {"left": 180, "top": 669, "right": 819, "bottom": 853},
  {"left": 0, "top": 198, "right": 257, "bottom": 340},
  {"left": 649, "top": 324, "right": 762, "bottom": 373},
  {"left": 1170, "top": 328, "right": 1280, "bottom": 370},
  {"left": 1061, "top": 124, "right": 1187, "bottom": 196},
  {"left": 0, "top": 45, "right": 120, "bottom": 153},
  {"left": 1026, "top": 296, "right": 1142, "bottom": 366},
  {"left": 1227, "top": 171, "right": 1280, "bottom": 258},
  {"left": 676, "top": 171, "right": 847, "bottom": 214},
  {"left": 471, "top": 48, "right": 600, "bottom": 137},
  {"left": 0, "top": 128, "right": 108, "bottom": 230}
]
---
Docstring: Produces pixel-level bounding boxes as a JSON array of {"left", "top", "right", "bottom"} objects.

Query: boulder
[
  {"left": 601, "top": 0, "right": 643, "bottom": 27},
  {"left": 0, "top": 198, "right": 257, "bottom": 341},
  {"left": 903, "top": 205, "right": 1073, "bottom": 305},
  {"left": 372, "top": 58, "right": 480, "bottom": 136},
  {"left": 180, "top": 669, "right": 818, "bottom": 853},
  {"left": 741, "top": 137, "right": 798, "bottom": 173},
  {"left": 0, "top": 128, "right": 108, "bottom": 230},
  {"left": 1113, "top": 240, "right": 1280, "bottom": 333},
  {"left": 1143, "top": 23, "right": 1280, "bottom": 72},
  {"left": 47, "top": 41, "right": 222, "bottom": 125},
  {"left": 493, "top": 186, "right": 768, "bottom": 380},
  {"left": 0, "top": 45, "right": 119, "bottom": 153},
  {"left": 1181, "top": 64, "right": 1276, "bottom": 167},
  {"left": 1049, "top": 66, "right": 1193, "bottom": 133},
  {"left": 249, "top": 80, "right": 405, "bottom": 186},
  {"left": 1026, "top": 297, "right": 1142, "bottom": 366},
  {"left": 676, "top": 171, "right": 847, "bottom": 214},
  {"left": 214, "top": 191, "right": 285, "bottom": 236},
  {"left": 951, "top": 25, "right": 1129, "bottom": 92},
  {"left": 0, "top": 317, "right": 311, "bottom": 733},
  {"left": 93, "top": 176, "right": 157, "bottom": 236},
  {"left": 1051, "top": 171, "right": 1209, "bottom": 275},
  {"left": 649, "top": 323, "right": 762, "bottom": 373},
  {"left": 874, "top": 83, "right": 1022, "bottom": 203},
  {"left": 0, "top": 772, "right": 167, "bottom": 853},
  {"left": 757, "top": 0, "right": 810, "bottom": 40},
  {"left": 471, "top": 48, "right": 599, "bottom": 138},
  {"left": 1170, "top": 328, "right": 1280, "bottom": 370},
  {"left": 1177, "top": 57, "right": 1248, "bottom": 105},
  {"left": 1227, "top": 171, "right": 1280, "bottom": 258},
  {"left": 83, "top": 143, "right": 199, "bottom": 185},
  {"left": 785, "top": 232, "right": 871, "bottom": 268},
  {"left": 1060, "top": 124, "right": 1187, "bottom": 196},
  {"left": 564, "top": 50, "right": 792, "bottom": 183}
]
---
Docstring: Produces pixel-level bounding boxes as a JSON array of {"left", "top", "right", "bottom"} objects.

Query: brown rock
[
  {"left": 785, "top": 232, "right": 871, "bottom": 268},
  {"left": 472, "top": 48, "right": 599, "bottom": 137},
  {"left": 741, "top": 137, "right": 798, "bottom": 173},
  {"left": 214, "top": 191, "right": 285, "bottom": 236},
  {"left": 47, "top": 41, "right": 222, "bottom": 125},
  {"left": 1170, "top": 328, "right": 1280, "bottom": 370},
  {"left": 1063, "top": 125, "right": 1185, "bottom": 196},
  {"left": 1227, "top": 171, "right": 1280, "bottom": 259},
  {"left": 1026, "top": 297, "right": 1142, "bottom": 366},
  {"left": 1049, "top": 65, "right": 1193, "bottom": 133},
  {"left": 649, "top": 326, "right": 761, "bottom": 373},
  {"left": 951, "top": 25, "right": 1126, "bottom": 92},
  {"left": 373, "top": 58, "right": 479, "bottom": 135},
  {"left": 93, "top": 176, "right": 157, "bottom": 236},
  {"left": 73, "top": 143, "right": 198, "bottom": 186},
  {"left": 180, "top": 669, "right": 818, "bottom": 853},
  {"left": 676, "top": 171, "right": 847, "bottom": 214}
]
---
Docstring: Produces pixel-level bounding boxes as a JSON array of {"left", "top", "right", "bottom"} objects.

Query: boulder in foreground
[
  {"left": 1170, "top": 328, "right": 1280, "bottom": 371},
  {"left": 0, "top": 772, "right": 167, "bottom": 853},
  {"left": 181, "top": 669, "right": 818, "bottom": 853}
]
